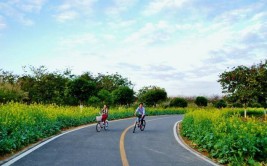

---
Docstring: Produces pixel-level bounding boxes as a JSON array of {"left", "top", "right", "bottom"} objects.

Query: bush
[
  {"left": 195, "top": 96, "right": 208, "bottom": 107},
  {"left": 214, "top": 99, "right": 227, "bottom": 108},
  {"left": 0, "top": 83, "right": 28, "bottom": 103},
  {"left": 138, "top": 86, "right": 167, "bottom": 106},
  {"left": 233, "top": 102, "right": 243, "bottom": 108},
  {"left": 87, "top": 96, "right": 101, "bottom": 107},
  {"left": 112, "top": 86, "right": 134, "bottom": 105},
  {"left": 248, "top": 102, "right": 262, "bottom": 108},
  {"left": 169, "top": 98, "right": 188, "bottom": 108}
]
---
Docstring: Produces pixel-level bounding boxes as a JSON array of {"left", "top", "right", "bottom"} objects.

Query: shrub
[
  {"left": 87, "top": 96, "right": 101, "bottom": 107},
  {"left": 137, "top": 86, "right": 167, "bottom": 106},
  {"left": 195, "top": 96, "right": 208, "bottom": 107},
  {"left": 248, "top": 102, "right": 262, "bottom": 108},
  {"left": 111, "top": 86, "right": 134, "bottom": 105},
  {"left": 214, "top": 99, "right": 227, "bottom": 108},
  {"left": 233, "top": 102, "right": 243, "bottom": 108},
  {"left": 0, "top": 83, "right": 28, "bottom": 103},
  {"left": 169, "top": 98, "right": 188, "bottom": 108}
]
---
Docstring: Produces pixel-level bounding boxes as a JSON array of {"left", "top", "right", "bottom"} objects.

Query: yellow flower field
[{"left": 181, "top": 108, "right": 267, "bottom": 165}]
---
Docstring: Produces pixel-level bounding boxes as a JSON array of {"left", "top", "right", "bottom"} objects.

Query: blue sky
[{"left": 0, "top": 0, "right": 266, "bottom": 96}]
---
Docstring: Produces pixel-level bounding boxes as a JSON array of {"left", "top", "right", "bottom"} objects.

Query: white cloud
[
  {"left": 0, "top": 0, "right": 46, "bottom": 26},
  {"left": 55, "top": 10, "right": 78, "bottom": 22},
  {"left": 108, "top": 19, "right": 136, "bottom": 29},
  {"left": 58, "top": 33, "right": 98, "bottom": 48},
  {"left": 105, "top": 0, "right": 138, "bottom": 16},
  {"left": 124, "top": 21, "right": 174, "bottom": 46},
  {"left": 102, "top": 34, "right": 116, "bottom": 41},
  {"left": 54, "top": 0, "right": 96, "bottom": 22},
  {"left": 0, "top": 16, "right": 7, "bottom": 29},
  {"left": 143, "top": 0, "right": 187, "bottom": 16},
  {"left": 1, "top": 0, "right": 266, "bottom": 97},
  {"left": 17, "top": 0, "right": 47, "bottom": 13}
]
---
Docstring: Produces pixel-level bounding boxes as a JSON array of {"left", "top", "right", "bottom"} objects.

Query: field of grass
[{"left": 181, "top": 108, "right": 267, "bottom": 166}]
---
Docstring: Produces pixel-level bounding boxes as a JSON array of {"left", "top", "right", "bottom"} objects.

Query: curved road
[{"left": 3, "top": 115, "right": 215, "bottom": 166}]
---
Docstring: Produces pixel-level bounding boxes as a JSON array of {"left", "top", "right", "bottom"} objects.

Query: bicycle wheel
[
  {"left": 140, "top": 120, "right": 146, "bottom": 131},
  {"left": 96, "top": 122, "right": 101, "bottom": 132},
  {"left": 133, "top": 122, "right": 137, "bottom": 133},
  {"left": 104, "top": 121, "right": 108, "bottom": 130}
]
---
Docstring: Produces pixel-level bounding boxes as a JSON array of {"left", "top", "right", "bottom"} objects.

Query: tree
[
  {"left": 18, "top": 66, "right": 70, "bottom": 104},
  {"left": 87, "top": 96, "right": 101, "bottom": 107},
  {"left": 95, "top": 73, "right": 133, "bottom": 92},
  {"left": 0, "top": 69, "right": 27, "bottom": 103},
  {"left": 97, "top": 89, "right": 112, "bottom": 105},
  {"left": 67, "top": 78, "right": 96, "bottom": 105},
  {"left": 80, "top": 72, "right": 96, "bottom": 82},
  {"left": 169, "top": 97, "right": 188, "bottom": 108},
  {"left": 195, "top": 96, "right": 208, "bottom": 107},
  {"left": 0, "top": 69, "right": 19, "bottom": 84},
  {"left": 112, "top": 86, "right": 134, "bottom": 105},
  {"left": 0, "top": 83, "right": 28, "bottom": 103},
  {"left": 214, "top": 99, "right": 227, "bottom": 109},
  {"left": 218, "top": 60, "right": 267, "bottom": 116},
  {"left": 137, "top": 86, "right": 167, "bottom": 106}
]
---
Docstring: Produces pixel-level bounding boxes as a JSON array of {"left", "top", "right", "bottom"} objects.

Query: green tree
[
  {"left": 95, "top": 73, "right": 133, "bottom": 92},
  {"left": 67, "top": 78, "right": 96, "bottom": 105},
  {"left": 0, "top": 69, "right": 27, "bottom": 103},
  {"left": 218, "top": 60, "right": 267, "bottom": 115},
  {"left": 80, "top": 72, "right": 96, "bottom": 82},
  {"left": 169, "top": 97, "right": 188, "bottom": 108},
  {"left": 97, "top": 89, "right": 112, "bottom": 105},
  {"left": 0, "top": 83, "right": 28, "bottom": 103},
  {"left": 214, "top": 99, "right": 227, "bottom": 108},
  {"left": 18, "top": 66, "right": 70, "bottom": 104},
  {"left": 112, "top": 86, "right": 134, "bottom": 105},
  {"left": 195, "top": 96, "right": 208, "bottom": 107},
  {"left": 137, "top": 86, "right": 167, "bottom": 106},
  {"left": 88, "top": 96, "right": 101, "bottom": 107},
  {"left": 0, "top": 69, "right": 19, "bottom": 84}
]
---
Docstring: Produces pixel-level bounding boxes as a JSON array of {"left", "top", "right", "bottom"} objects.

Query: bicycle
[
  {"left": 96, "top": 116, "right": 108, "bottom": 132},
  {"left": 133, "top": 116, "right": 146, "bottom": 133}
]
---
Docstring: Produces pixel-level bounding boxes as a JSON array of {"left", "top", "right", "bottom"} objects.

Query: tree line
[
  {"left": 1, "top": 59, "right": 266, "bottom": 108},
  {"left": 0, "top": 66, "right": 168, "bottom": 106}
]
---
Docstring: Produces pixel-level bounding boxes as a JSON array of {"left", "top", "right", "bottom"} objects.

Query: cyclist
[
  {"left": 134, "top": 103, "right": 145, "bottom": 126},
  {"left": 101, "top": 105, "right": 109, "bottom": 127}
]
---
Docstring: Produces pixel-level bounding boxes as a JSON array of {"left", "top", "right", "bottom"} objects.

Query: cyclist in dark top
[{"left": 134, "top": 103, "right": 145, "bottom": 126}]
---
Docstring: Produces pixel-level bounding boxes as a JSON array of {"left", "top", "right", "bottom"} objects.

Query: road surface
[{"left": 3, "top": 115, "right": 216, "bottom": 166}]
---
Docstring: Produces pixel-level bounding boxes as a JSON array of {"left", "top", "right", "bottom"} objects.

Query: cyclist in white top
[{"left": 134, "top": 103, "right": 145, "bottom": 126}]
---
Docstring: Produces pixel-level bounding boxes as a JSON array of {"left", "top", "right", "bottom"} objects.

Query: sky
[{"left": 0, "top": 0, "right": 266, "bottom": 97}]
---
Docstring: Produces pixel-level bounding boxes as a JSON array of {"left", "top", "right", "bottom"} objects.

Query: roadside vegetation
[
  {"left": 181, "top": 109, "right": 266, "bottom": 165},
  {"left": 0, "top": 103, "right": 186, "bottom": 156},
  {"left": 1, "top": 60, "right": 267, "bottom": 165}
]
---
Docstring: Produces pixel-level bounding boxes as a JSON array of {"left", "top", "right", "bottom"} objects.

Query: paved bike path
[
  {"left": 125, "top": 116, "right": 213, "bottom": 166},
  {"left": 4, "top": 115, "right": 215, "bottom": 166},
  {"left": 8, "top": 119, "right": 134, "bottom": 166}
]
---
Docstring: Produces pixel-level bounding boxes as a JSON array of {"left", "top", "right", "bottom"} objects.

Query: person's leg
[
  {"left": 138, "top": 115, "right": 142, "bottom": 126},
  {"left": 102, "top": 114, "right": 107, "bottom": 124},
  {"left": 141, "top": 115, "right": 145, "bottom": 125}
]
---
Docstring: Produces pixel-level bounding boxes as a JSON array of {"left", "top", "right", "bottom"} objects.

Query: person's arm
[
  {"left": 134, "top": 107, "right": 138, "bottom": 116},
  {"left": 142, "top": 107, "right": 145, "bottom": 117}
]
